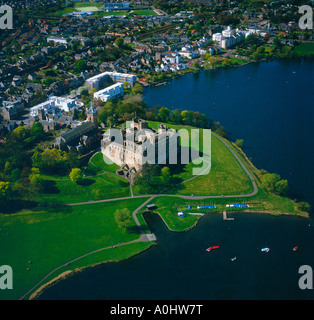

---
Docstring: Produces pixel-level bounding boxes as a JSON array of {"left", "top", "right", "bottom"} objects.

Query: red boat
[
  {"left": 206, "top": 246, "right": 219, "bottom": 252},
  {"left": 293, "top": 246, "right": 298, "bottom": 251}
]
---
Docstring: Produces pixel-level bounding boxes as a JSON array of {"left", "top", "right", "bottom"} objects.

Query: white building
[
  {"left": 30, "top": 101, "right": 55, "bottom": 117},
  {"left": 222, "top": 26, "right": 234, "bottom": 38},
  {"left": 212, "top": 33, "right": 224, "bottom": 42},
  {"left": 47, "top": 36, "right": 67, "bottom": 44},
  {"left": 30, "top": 96, "right": 77, "bottom": 116},
  {"left": 85, "top": 71, "right": 136, "bottom": 91},
  {"left": 162, "top": 53, "right": 181, "bottom": 64},
  {"left": 48, "top": 96, "right": 76, "bottom": 112},
  {"left": 93, "top": 83, "right": 124, "bottom": 102},
  {"left": 212, "top": 26, "right": 245, "bottom": 49}
]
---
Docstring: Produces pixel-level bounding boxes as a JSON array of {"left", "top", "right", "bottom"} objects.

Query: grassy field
[
  {"left": 0, "top": 197, "right": 152, "bottom": 300},
  {"left": 133, "top": 9, "right": 157, "bottom": 16},
  {"left": 90, "top": 152, "right": 120, "bottom": 173},
  {"left": 147, "top": 121, "right": 253, "bottom": 196},
  {"left": 35, "top": 173, "right": 130, "bottom": 206},
  {"left": 293, "top": 43, "right": 314, "bottom": 57}
]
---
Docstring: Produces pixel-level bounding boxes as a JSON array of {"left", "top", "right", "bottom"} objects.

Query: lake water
[{"left": 38, "top": 60, "right": 314, "bottom": 300}]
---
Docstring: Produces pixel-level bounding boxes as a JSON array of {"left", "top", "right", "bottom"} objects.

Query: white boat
[
  {"left": 261, "top": 247, "right": 270, "bottom": 252},
  {"left": 231, "top": 257, "right": 237, "bottom": 261}
]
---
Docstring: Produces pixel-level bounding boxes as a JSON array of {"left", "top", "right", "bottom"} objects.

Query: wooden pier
[{"left": 223, "top": 211, "right": 234, "bottom": 221}]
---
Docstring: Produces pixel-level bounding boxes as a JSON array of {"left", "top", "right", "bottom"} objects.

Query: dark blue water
[
  {"left": 38, "top": 60, "right": 314, "bottom": 300},
  {"left": 144, "top": 60, "right": 314, "bottom": 208},
  {"left": 38, "top": 212, "right": 314, "bottom": 300}
]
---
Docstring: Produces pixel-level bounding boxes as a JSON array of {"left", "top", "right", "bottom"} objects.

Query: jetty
[{"left": 223, "top": 210, "right": 234, "bottom": 221}]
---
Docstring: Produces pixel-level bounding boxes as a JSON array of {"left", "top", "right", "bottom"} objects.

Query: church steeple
[{"left": 87, "top": 99, "right": 98, "bottom": 126}]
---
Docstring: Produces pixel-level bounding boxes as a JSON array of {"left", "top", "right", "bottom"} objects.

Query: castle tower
[{"left": 86, "top": 101, "right": 98, "bottom": 126}]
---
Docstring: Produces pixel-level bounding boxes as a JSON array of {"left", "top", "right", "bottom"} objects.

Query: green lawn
[
  {"left": 147, "top": 121, "right": 253, "bottom": 196},
  {"left": 293, "top": 43, "right": 314, "bottom": 57},
  {"left": 90, "top": 152, "right": 120, "bottom": 173},
  {"left": 36, "top": 173, "right": 130, "bottom": 206},
  {"left": 133, "top": 9, "right": 157, "bottom": 15},
  {"left": 0, "top": 197, "right": 151, "bottom": 300}
]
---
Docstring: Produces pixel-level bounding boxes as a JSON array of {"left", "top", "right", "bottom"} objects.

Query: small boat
[
  {"left": 231, "top": 257, "right": 237, "bottom": 261},
  {"left": 261, "top": 247, "right": 270, "bottom": 252},
  {"left": 206, "top": 246, "right": 219, "bottom": 252},
  {"left": 293, "top": 246, "right": 298, "bottom": 251}
]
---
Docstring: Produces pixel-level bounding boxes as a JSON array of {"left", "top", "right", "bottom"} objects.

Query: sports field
[{"left": 76, "top": 6, "right": 100, "bottom": 12}]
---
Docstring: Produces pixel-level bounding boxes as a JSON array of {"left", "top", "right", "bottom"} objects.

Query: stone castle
[{"left": 101, "top": 118, "right": 180, "bottom": 177}]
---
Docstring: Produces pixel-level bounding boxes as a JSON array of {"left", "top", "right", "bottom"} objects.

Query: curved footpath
[{"left": 19, "top": 132, "right": 258, "bottom": 300}]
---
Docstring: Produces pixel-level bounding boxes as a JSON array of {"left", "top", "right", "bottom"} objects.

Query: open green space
[
  {"left": 147, "top": 121, "right": 253, "bottom": 196},
  {"left": 293, "top": 43, "right": 314, "bottom": 57},
  {"left": 36, "top": 173, "right": 130, "bottom": 206},
  {"left": 133, "top": 9, "right": 157, "bottom": 16},
  {"left": 90, "top": 152, "right": 120, "bottom": 174},
  {"left": 0, "top": 197, "right": 151, "bottom": 300}
]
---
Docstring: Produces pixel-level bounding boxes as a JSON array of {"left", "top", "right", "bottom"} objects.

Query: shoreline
[
  {"left": 143, "top": 55, "right": 313, "bottom": 88},
  {"left": 26, "top": 203, "right": 309, "bottom": 300},
  {"left": 27, "top": 241, "right": 155, "bottom": 300}
]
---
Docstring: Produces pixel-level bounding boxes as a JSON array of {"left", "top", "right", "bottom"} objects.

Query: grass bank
[{"left": 0, "top": 197, "right": 151, "bottom": 300}]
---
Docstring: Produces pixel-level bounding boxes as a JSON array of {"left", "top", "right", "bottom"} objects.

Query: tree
[
  {"left": 11, "top": 168, "right": 20, "bottom": 182},
  {"left": 261, "top": 173, "right": 289, "bottom": 196},
  {"left": 30, "top": 122, "right": 45, "bottom": 142},
  {"left": 295, "top": 202, "right": 311, "bottom": 213},
  {"left": 274, "top": 179, "right": 289, "bottom": 196},
  {"left": 0, "top": 181, "right": 10, "bottom": 211},
  {"left": 181, "top": 110, "right": 193, "bottom": 125},
  {"left": 131, "top": 83, "right": 143, "bottom": 95},
  {"left": 171, "top": 109, "right": 182, "bottom": 124},
  {"left": 235, "top": 139, "right": 244, "bottom": 148},
  {"left": 161, "top": 166, "right": 171, "bottom": 185},
  {"left": 4, "top": 161, "right": 12, "bottom": 175},
  {"left": 158, "top": 107, "right": 170, "bottom": 122},
  {"left": 75, "top": 59, "right": 87, "bottom": 73},
  {"left": 0, "top": 181, "right": 10, "bottom": 199},
  {"left": 89, "top": 88, "right": 97, "bottom": 97},
  {"left": 261, "top": 173, "right": 281, "bottom": 193},
  {"left": 69, "top": 168, "right": 83, "bottom": 184},
  {"left": 114, "top": 208, "right": 131, "bottom": 229},
  {"left": 114, "top": 37, "right": 124, "bottom": 48},
  {"left": 29, "top": 168, "right": 43, "bottom": 193}
]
